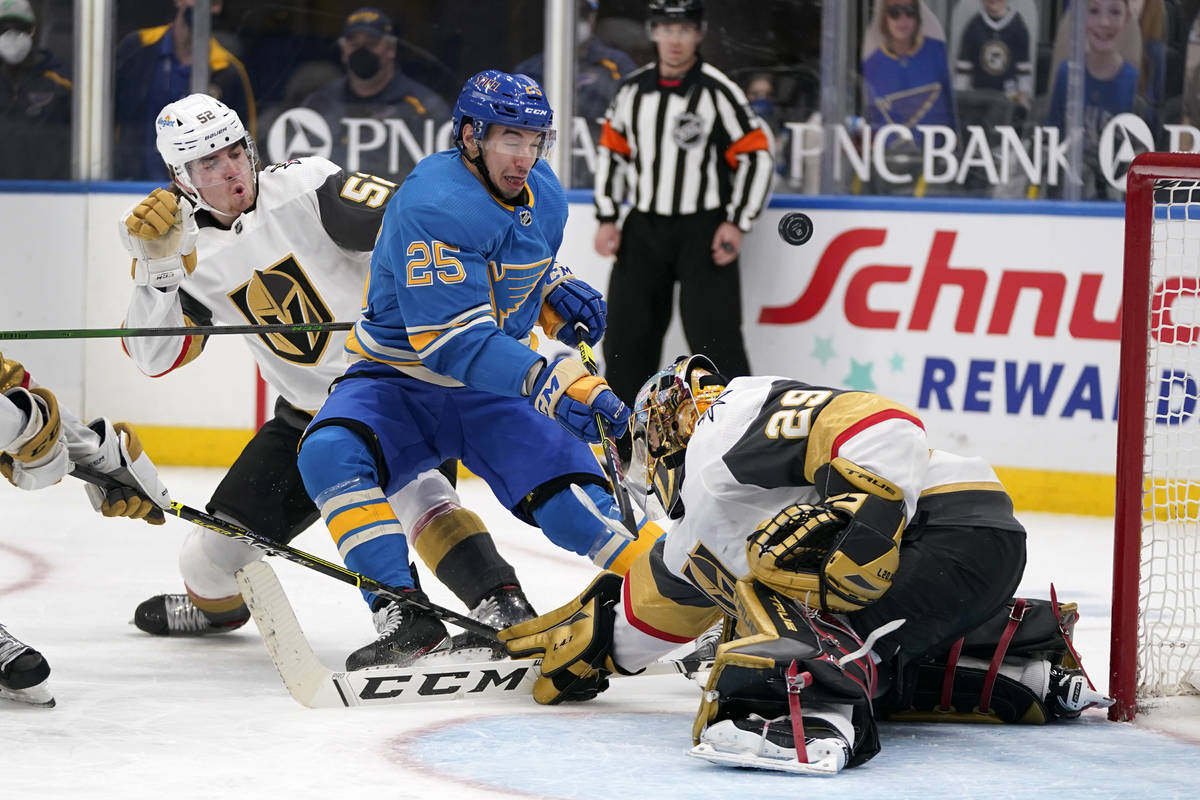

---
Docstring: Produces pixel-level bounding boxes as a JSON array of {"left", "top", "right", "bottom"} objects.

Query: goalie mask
[
  {"left": 630, "top": 355, "right": 725, "bottom": 520},
  {"left": 155, "top": 93, "right": 259, "bottom": 216}
]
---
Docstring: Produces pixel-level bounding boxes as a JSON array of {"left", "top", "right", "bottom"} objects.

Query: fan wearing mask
[
  {"left": 299, "top": 7, "right": 450, "bottom": 182},
  {"left": 0, "top": 0, "right": 71, "bottom": 179}
]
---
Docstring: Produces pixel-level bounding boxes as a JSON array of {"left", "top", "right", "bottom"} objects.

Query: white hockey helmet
[{"left": 154, "top": 93, "right": 258, "bottom": 207}]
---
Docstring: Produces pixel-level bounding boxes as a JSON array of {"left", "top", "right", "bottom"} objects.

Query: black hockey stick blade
[
  {"left": 0, "top": 321, "right": 354, "bottom": 341},
  {"left": 68, "top": 464, "right": 499, "bottom": 640},
  {"left": 574, "top": 329, "right": 640, "bottom": 540}
]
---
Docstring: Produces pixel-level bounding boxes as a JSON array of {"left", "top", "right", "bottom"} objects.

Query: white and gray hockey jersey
[
  {"left": 122, "top": 158, "right": 395, "bottom": 412},
  {"left": 611, "top": 375, "right": 1024, "bottom": 669}
]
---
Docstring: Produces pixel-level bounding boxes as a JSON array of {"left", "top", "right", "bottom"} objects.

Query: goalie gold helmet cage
[{"left": 630, "top": 354, "right": 725, "bottom": 519}]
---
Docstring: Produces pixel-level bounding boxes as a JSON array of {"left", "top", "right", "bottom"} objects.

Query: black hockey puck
[{"left": 778, "top": 212, "right": 813, "bottom": 246}]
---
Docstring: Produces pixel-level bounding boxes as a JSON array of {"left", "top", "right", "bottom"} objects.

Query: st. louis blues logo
[{"left": 489, "top": 257, "right": 551, "bottom": 325}]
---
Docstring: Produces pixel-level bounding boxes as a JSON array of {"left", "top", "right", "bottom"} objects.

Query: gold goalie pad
[
  {"left": 499, "top": 572, "right": 625, "bottom": 705},
  {"left": 745, "top": 491, "right": 902, "bottom": 612}
]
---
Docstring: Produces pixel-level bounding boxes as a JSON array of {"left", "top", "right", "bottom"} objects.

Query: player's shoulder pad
[
  {"left": 393, "top": 152, "right": 503, "bottom": 250},
  {"left": 257, "top": 156, "right": 342, "bottom": 197}
]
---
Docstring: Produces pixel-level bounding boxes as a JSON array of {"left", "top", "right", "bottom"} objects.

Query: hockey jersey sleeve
[
  {"left": 313, "top": 169, "right": 396, "bottom": 252},
  {"left": 706, "top": 68, "right": 774, "bottom": 232},
  {"left": 593, "top": 81, "right": 635, "bottom": 223},
  {"left": 716, "top": 380, "right": 929, "bottom": 522},
  {"left": 121, "top": 285, "right": 211, "bottom": 378},
  {"left": 378, "top": 202, "right": 544, "bottom": 397}
]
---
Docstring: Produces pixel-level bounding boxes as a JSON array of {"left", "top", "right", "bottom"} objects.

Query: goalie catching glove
[
  {"left": 531, "top": 356, "right": 629, "bottom": 443},
  {"left": 499, "top": 572, "right": 637, "bottom": 704},
  {"left": 119, "top": 188, "right": 199, "bottom": 290},
  {"left": 746, "top": 492, "right": 903, "bottom": 613},
  {"left": 74, "top": 419, "right": 171, "bottom": 525},
  {"left": 537, "top": 263, "right": 606, "bottom": 347}
]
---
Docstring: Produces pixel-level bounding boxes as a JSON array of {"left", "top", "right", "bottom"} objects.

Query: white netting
[{"left": 1139, "top": 178, "right": 1200, "bottom": 698}]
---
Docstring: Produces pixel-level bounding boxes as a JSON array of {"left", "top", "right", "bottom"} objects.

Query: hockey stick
[
  {"left": 574, "top": 327, "right": 639, "bottom": 540},
  {"left": 236, "top": 560, "right": 712, "bottom": 708},
  {"left": 68, "top": 465, "right": 499, "bottom": 640},
  {"left": 0, "top": 321, "right": 354, "bottom": 341}
]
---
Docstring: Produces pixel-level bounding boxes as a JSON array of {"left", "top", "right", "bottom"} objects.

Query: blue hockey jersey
[{"left": 345, "top": 150, "right": 568, "bottom": 398}]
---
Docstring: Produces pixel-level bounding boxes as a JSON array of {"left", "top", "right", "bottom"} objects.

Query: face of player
[
  {"left": 982, "top": 0, "right": 1009, "bottom": 18},
  {"left": 189, "top": 141, "right": 255, "bottom": 220},
  {"left": 1086, "top": 0, "right": 1129, "bottom": 55},
  {"left": 476, "top": 125, "right": 546, "bottom": 201},
  {"left": 650, "top": 22, "right": 702, "bottom": 76},
  {"left": 883, "top": 1, "right": 918, "bottom": 48}
]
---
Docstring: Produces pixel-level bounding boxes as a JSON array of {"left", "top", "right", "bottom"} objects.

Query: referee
[{"left": 593, "top": 0, "right": 773, "bottom": 410}]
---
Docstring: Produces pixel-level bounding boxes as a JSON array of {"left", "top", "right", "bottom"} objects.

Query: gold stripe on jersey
[
  {"left": 921, "top": 480, "right": 1006, "bottom": 496},
  {"left": 177, "top": 317, "right": 207, "bottom": 368},
  {"left": 804, "top": 393, "right": 922, "bottom": 483},
  {"left": 628, "top": 547, "right": 724, "bottom": 641},
  {"left": 0, "top": 354, "right": 27, "bottom": 392}
]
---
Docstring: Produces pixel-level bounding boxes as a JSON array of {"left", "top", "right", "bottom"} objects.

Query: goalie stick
[
  {"left": 574, "top": 327, "right": 639, "bottom": 540},
  {"left": 235, "top": 560, "right": 713, "bottom": 708},
  {"left": 69, "top": 465, "right": 498, "bottom": 640}
]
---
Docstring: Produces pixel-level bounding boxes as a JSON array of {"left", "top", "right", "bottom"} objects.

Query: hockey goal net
[{"left": 1110, "top": 152, "right": 1200, "bottom": 721}]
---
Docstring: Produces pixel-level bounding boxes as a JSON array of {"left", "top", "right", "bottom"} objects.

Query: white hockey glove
[
  {"left": 75, "top": 418, "right": 170, "bottom": 525},
  {"left": 0, "top": 386, "right": 70, "bottom": 491},
  {"left": 119, "top": 188, "right": 199, "bottom": 291}
]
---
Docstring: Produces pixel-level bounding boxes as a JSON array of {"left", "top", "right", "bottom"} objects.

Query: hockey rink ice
[{"left": 4, "top": 467, "right": 1200, "bottom": 798}]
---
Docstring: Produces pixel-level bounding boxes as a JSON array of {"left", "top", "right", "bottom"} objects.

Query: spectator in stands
[
  {"left": 861, "top": 0, "right": 958, "bottom": 148},
  {"left": 1131, "top": 0, "right": 1167, "bottom": 130},
  {"left": 113, "top": 0, "right": 256, "bottom": 181},
  {"left": 514, "top": 0, "right": 636, "bottom": 188},
  {"left": 953, "top": 0, "right": 1033, "bottom": 106},
  {"left": 1044, "top": 0, "right": 1139, "bottom": 199},
  {"left": 297, "top": 7, "right": 449, "bottom": 182},
  {"left": 0, "top": 0, "right": 71, "bottom": 179}
]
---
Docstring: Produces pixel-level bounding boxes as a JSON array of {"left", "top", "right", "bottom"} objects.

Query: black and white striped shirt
[{"left": 594, "top": 58, "right": 773, "bottom": 231}]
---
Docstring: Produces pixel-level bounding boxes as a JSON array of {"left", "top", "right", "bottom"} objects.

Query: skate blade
[
  {"left": 687, "top": 743, "right": 840, "bottom": 776},
  {"left": 0, "top": 683, "right": 55, "bottom": 708},
  {"left": 414, "top": 645, "right": 505, "bottom": 665}
]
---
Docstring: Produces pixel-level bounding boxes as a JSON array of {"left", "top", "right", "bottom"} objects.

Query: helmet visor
[
  {"left": 183, "top": 138, "right": 256, "bottom": 189},
  {"left": 480, "top": 124, "right": 557, "bottom": 160}
]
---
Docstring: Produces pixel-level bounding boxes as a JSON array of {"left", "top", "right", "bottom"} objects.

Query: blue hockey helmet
[{"left": 451, "top": 70, "right": 556, "bottom": 159}]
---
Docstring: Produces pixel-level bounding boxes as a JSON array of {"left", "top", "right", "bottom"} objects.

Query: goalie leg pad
[{"left": 692, "top": 580, "right": 881, "bottom": 769}]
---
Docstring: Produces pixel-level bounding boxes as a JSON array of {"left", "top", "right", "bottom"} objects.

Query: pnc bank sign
[{"left": 782, "top": 113, "right": 1182, "bottom": 193}]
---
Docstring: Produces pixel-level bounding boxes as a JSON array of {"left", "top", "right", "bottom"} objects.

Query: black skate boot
[
  {"left": 345, "top": 592, "right": 452, "bottom": 670},
  {"left": 450, "top": 584, "right": 537, "bottom": 660},
  {"left": 0, "top": 623, "right": 53, "bottom": 707},
  {"left": 133, "top": 593, "right": 250, "bottom": 636},
  {"left": 1047, "top": 665, "right": 1114, "bottom": 719}
]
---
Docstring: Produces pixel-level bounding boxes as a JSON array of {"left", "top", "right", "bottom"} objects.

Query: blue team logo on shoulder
[{"left": 489, "top": 257, "right": 552, "bottom": 325}]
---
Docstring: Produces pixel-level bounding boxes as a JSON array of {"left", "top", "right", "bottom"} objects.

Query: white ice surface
[{"left": 2, "top": 467, "right": 1200, "bottom": 799}]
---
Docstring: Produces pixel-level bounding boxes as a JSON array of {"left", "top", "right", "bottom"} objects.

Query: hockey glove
[
  {"left": 0, "top": 387, "right": 69, "bottom": 491},
  {"left": 119, "top": 188, "right": 199, "bottom": 291},
  {"left": 499, "top": 572, "right": 628, "bottom": 704},
  {"left": 746, "top": 493, "right": 900, "bottom": 612},
  {"left": 75, "top": 419, "right": 171, "bottom": 524},
  {"left": 539, "top": 264, "right": 606, "bottom": 347},
  {"left": 531, "top": 356, "right": 630, "bottom": 443}
]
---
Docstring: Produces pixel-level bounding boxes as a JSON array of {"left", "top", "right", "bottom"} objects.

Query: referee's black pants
[{"left": 601, "top": 208, "right": 752, "bottom": 408}]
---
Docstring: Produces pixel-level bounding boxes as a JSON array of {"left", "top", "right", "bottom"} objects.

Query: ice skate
[
  {"left": 133, "top": 593, "right": 249, "bottom": 636},
  {"left": 1047, "top": 665, "right": 1114, "bottom": 718},
  {"left": 0, "top": 623, "right": 54, "bottom": 707},
  {"left": 345, "top": 596, "right": 451, "bottom": 670},
  {"left": 689, "top": 716, "right": 849, "bottom": 776},
  {"left": 449, "top": 584, "right": 536, "bottom": 660}
]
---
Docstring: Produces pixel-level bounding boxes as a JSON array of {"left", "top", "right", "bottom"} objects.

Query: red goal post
[{"left": 1110, "top": 152, "right": 1200, "bottom": 721}]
